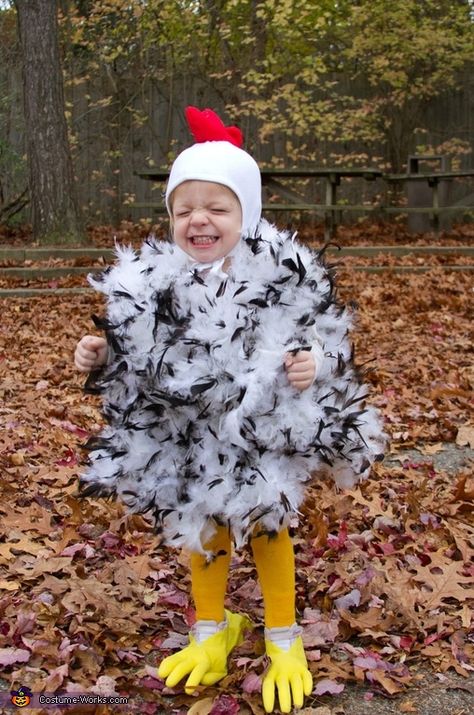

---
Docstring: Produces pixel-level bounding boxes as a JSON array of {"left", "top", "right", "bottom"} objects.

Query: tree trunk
[{"left": 14, "top": 0, "right": 87, "bottom": 244}]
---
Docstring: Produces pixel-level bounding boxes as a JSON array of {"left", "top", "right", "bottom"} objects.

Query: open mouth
[{"left": 190, "top": 236, "right": 219, "bottom": 246}]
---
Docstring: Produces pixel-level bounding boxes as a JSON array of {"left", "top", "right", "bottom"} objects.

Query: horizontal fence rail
[
  {"left": 133, "top": 167, "right": 474, "bottom": 239},
  {"left": 1, "top": 245, "right": 472, "bottom": 298}
]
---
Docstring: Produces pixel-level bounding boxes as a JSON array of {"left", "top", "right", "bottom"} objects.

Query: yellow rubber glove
[
  {"left": 262, "top": 636, "right": 313, "bottom": 713},
  {"left": 158, "top": 610, "right": 252, "bottom": 693}
]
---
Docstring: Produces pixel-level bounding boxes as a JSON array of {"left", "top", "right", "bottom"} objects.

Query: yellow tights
[
  {"left": 191, "top": 526, "right": 295, "bottom": 627},
  {"left": 190, "top": 525, "right": 232, "bottom": 623},
  {"left": 250, "top": 529, "right": 295, "bottom": 627}
]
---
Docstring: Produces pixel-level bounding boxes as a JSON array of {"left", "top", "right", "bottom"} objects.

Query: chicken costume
[{"left": 79, "top": 107, "right": 385, "bottom": 713}]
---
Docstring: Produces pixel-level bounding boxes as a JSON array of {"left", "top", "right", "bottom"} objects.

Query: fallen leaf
[
  {"left": 0, "top": 579, "right": 21, "bottom": 591},
  {"left": 451, "top": 475, "right": 474, "bottom": 502},
  {"left": 160, "top": 632, "right": 189, "bottom": 650},
  {"left": 209, "top": 694, "right": 240, "bottom": 714},
  {"left": 188, "top": 699, "right": 215, "bottom": 715},
  {"left": 0, "top": 647, "right": 31, "bottom": 666},
  {"left": 43, "top": 663, "right": 68, "bottom": 692},
  {"left": 334, "top": 589, "right": 361, "bottom": 612},
  {"left": 456, "top": 424, "right": 474, "bottom": 448},
  {"left": 0, "top": 536, "right": 45, "bottom": 560},
  {"left": 367, "top": 670, "right": 404, "bottom": 694},
  {"left": 420, "top": 443, "right": 444, "bottom": 455},
  {"left": 242, "top": 672, "right": 262, "bottom": 694},
  {"left": 91, "top": 675, "right": 120, "bottom": 695},
  {"left": 314, "top": 678, "right": 345, "bottom": 695},
  {"left": 411, "top": 559, "right": 474, "bottom": 607},
  {"left": 9, "top": 451, "right": 25, "bottom": 466},
  {"left": 460, "top": 603, "right": 472, "bottom": 628}
]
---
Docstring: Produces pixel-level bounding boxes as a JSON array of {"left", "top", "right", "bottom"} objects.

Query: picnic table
[
  {"left": 134, "top": 167, "right": 382, "bottom": 240},
  {"left": 133, "top": 167, "right": 474, "bottom": 238}
]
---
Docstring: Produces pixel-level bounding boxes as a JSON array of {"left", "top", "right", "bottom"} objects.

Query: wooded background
[{"left": 1, "top": 0, "right": 473, "bottom": 226}]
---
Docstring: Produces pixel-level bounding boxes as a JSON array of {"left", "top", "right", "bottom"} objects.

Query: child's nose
[{"left": 190, "top": 208, "right": 209, "bottom": 224}]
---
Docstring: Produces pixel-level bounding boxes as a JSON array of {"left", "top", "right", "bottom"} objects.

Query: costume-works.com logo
[{"left": 10, "top": 685, "right": 33, "bottom": 707}]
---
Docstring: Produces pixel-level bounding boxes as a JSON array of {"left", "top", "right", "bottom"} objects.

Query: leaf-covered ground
[
  {"left": 0, "top": 224, "right": 473, "bottom": 714},
  {"left": 1, "top": 219, "right": 474, "bottom": 248}
]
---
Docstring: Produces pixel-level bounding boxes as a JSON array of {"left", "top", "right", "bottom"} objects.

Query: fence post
[{"left": 406, "top": 155, "right": 452, "bottom": 233}]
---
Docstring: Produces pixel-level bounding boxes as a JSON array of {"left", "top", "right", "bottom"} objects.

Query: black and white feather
[{"left": 80, "top": 220, "right": 385, "bottom": 553}]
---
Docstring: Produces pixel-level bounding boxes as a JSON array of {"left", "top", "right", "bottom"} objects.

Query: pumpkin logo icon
[{"left": 10, "top": 685, "right": 32, "bottom": 707}]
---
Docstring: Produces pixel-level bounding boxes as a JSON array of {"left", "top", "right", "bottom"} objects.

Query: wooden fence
[{"left": 1, "top": 66, "right": 473, "bottom": 225}]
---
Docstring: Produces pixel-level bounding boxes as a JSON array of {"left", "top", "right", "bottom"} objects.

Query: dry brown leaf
[
  {"left": 442, "top": 519, "right": 474, "bottom": 562},
  {"left": 187, "top": 698, "right": 215, "bottom": 715},
  {"left": 0, "top": 535, "right": 45, "bottom": 560},
  {"left": 451, "top": 475, "right": 474, "bottom": 502},
  {"left": 0, "top": 579, "right": 20, "bottom": 591},
  {"left": 346, "top": 486, "right": 395, "bottom": 519},
  {"left": 9, "top": 451, "right": 25, "bottom": 466},
  {"left": 460, "top": 604, "right": 472, "bottom": 629},
  {"left": 456, "top": 424, "right": 474, "bottom": 448},
  {"left": 420, "top": 443, "right": 445, "bottom": 455},
  {"left": 411, "top": 559, "right": 474, "bottom": 607},
  {"left": 369, "top": 670, "right": 405, "bottom": 694}
]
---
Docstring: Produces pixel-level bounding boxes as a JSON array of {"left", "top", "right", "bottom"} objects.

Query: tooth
[{"left": 192, "top": 236, "right": 217, "bottom": 245}]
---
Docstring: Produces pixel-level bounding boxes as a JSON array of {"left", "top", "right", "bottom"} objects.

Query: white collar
[
  {"left": 188, "top": 255, "right": 228, "bottom": 279},
  {"left": 185, "top": 241, "right": 242, "bottom": 279}
]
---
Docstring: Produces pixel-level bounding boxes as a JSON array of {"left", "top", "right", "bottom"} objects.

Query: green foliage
[
  {"left": 7, "top": 0, "right": 474, "bottom": 184},
  {"left": 347, "top": 0, "right": 473, "bottom": 96},
  {"left": 341, "top": 0, "right": 474, "bottom": 167}
]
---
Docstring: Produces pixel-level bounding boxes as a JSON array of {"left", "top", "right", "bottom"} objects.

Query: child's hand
[
  {"left": 284, "top": 350, "right": 316, "bottom": 391},
  {"left": 74, "top": 335, "right": 108, "bottom": 373}
]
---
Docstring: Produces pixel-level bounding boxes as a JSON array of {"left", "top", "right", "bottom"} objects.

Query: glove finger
[
  {"left": 184, "top": 660, "right": 211, "bottom": 692},
  {"left": 276, "top": 674, "right": 292, "bottom": 714},
  {"left": 200, "top": 670, "right": 226, "bottom": 686},
  {"left": 158, "top": 651, "right": 183, "bottom": 679},
  {"left": 262, "top": 672, "right": 276, "bottom": 713},
  {"left": 165, "top": 658, "right": 198, "bottom": 688},
  {"left": 290, "top": 673, "right": 304, "bottom": 709},
  {"left": 303, "top": 667, "right": 313, "bottom": 695}
]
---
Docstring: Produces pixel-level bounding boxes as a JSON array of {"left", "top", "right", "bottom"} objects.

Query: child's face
[{"left": 171, "top": 181, "right": 242, "bottom": 263}]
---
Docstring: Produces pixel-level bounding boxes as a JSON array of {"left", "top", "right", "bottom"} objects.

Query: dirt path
[
  {"left": 311, "top": 668, "right": 473, "bottom": 715},
  {"left": 386, "top": 443, "right": 473, "bottom": 473}
]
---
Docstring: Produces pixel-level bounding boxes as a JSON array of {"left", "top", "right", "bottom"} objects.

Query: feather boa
[{"left": 80, "top": 220, "right": 385, "bottom": 553}]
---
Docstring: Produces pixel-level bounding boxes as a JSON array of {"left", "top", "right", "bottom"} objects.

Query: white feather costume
[{"left": 80, "top": 220, "right": 385, "bottom": 553}]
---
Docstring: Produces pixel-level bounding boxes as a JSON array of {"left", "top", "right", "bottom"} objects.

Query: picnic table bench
[
  {"left": 384, "top": 170, "right": 474, "bottom": 232},
  {"left": 133, "top": 167, "right": 474, "bottom": 238}
]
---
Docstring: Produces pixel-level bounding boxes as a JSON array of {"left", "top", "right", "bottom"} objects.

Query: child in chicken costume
[{"left": 76, "top": 107, "right": 385, "bottom": 713}]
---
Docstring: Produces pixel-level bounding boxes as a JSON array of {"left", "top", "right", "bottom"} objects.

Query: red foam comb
[{"left": 185, "top": 106, "right": 243, "bottom": 148}]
